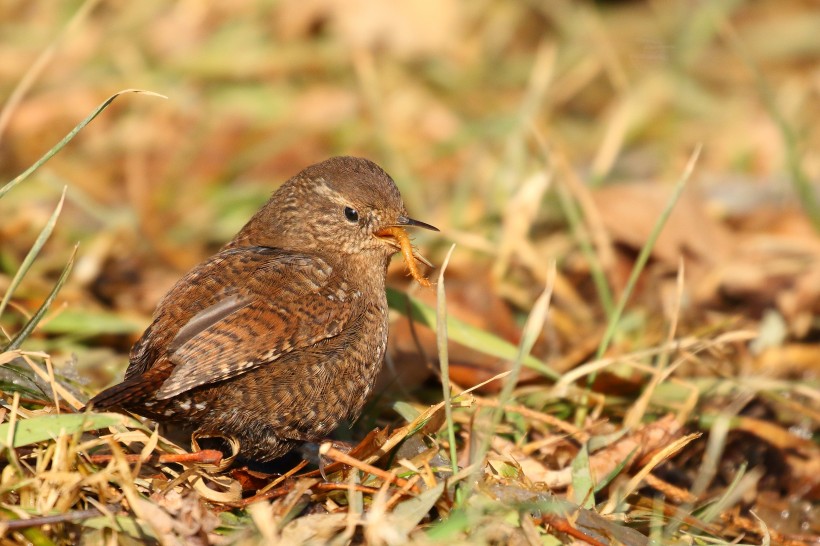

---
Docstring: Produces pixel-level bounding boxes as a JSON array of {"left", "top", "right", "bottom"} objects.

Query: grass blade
[
  {"left": 0, "top": 0, "right": 100, "bottom": 146},
  {"left": 4, "top": 244, "right": 78, "bottom": 351},
  {"left": 593, "top": 145, "right": 702, "bottom": 362},
  {"left": 470, "top": 264, "right": 556, "bottom": 472},
  {"left": 435, "top": 244, "right": 459, "bottom": 479},
  {"left": 570, "top": 444, "right": 595, "bottom": 508},
  {"left": 387, "top": 288, "right": 558, "bottom": 380},
  {"left": 494, "top": 263, "right": 556, "bottom": 419},
  {"left": 0, "top": 89, "right": 166, "bottom": 200},
  {"left": 574, "top": 146, "right": 702, "bottom": 425},
  {"left": 556, "top": 181, "right": 615, "bottom": 317},
  {"left": 0, "top": 412, "right": 134, "bottom": 449},
  {"left": 719, "top": 21, "right": 820, "bottom": 233},
  {"left": 0, "top": 187, "right": 66, "bottom": 318}
]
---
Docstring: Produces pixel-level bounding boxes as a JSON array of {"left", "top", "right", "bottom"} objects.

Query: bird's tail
[
  {"left": 86, "top": 380, "right": 144, "bottom": 411},
  {"left": 85, "top": 364, "right": 170, "bottom": 412}
]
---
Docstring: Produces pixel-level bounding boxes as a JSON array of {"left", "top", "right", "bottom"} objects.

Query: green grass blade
[
  {"left": 391, "top": 482, "right": 446, "bottom": 536},
  {"left": 574, "top": 146, "right": 701, "bottom": 425},
  {"left": 0, "top": 89, "right": 166, "bottom": 200},
  {"left": 0, "top": 412, "right": 135, "bottom": 449},
  {"left": 387, "top": 288, "right": 558, "bottom": 380},
  {"left": 38, "top": 308, "right": 144, "bottom": 337},
  {"left": 594, "top": 446, "right": 636, "bottom": 494},
  {"left": 82, "top": 515, "right": 158, "bottom": 542},
  {"left": 0, "top": 187, "right": 66, "bottom": 318},
  {"left": 0, "top": 363, "right": 50, "bottom": 400},
  {"left": 699, "top": 462, "right": 749, "bottom": 524},
  {"left": 474, "top": 264, "right": 555, "bottom": 465},
  {"left": 570, "top": 444, "right": 595, "bottom": 508},
  {"left": 435, "top": 244, "right": 459, "bottom": 479},
  {"left": 0, "top": 509, "right": 56, "bottom": 546},
  {"left": 593, "top": 145, "right": 702, "bottom": 362},
  {"left": 425, "top": 508, "right": 470, "bottom": 540},
  {"left": 494, "top": 263, "right": 556, "bottom": 416},
  {"left": 4, "top": 244, "right": 78, "bottom": 351},
  {"left": 720, "top": 22, "right": 820, "bottom": 233},
  {"left": 531, "top": 126, "right": 614, "bottom": 317},
  {"left": 556, "top": 182, "right": 615, "bottom": 317}
]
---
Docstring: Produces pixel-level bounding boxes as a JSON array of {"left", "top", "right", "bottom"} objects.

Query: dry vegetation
[{"left": 1, "top": 1, "right": 819, "bottom": 544}]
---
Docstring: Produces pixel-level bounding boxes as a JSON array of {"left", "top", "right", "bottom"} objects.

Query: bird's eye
[{"left": 344, "top": 206, "right": 359, "bottom": 223}]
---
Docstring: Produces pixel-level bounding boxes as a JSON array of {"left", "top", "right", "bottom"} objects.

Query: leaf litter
[{"left": 0, "top": 1, "right": 819, "bottom": 545}]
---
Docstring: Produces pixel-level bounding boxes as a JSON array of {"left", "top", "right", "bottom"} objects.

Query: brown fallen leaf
[
  {"left": 590, "top": 182, "right": 732, "bottom": 270},
  {"left": 492, "top": 414, "right": 684, "bottom": 489},
  {"left": 734, "top": 416, "right": 820, "bottom": 499},
  {"left": 142, "top": 488, "right": 220, "bottom": 546}
]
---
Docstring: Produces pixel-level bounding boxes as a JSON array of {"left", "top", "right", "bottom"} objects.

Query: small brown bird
[{"left": 89, "top": 156, "right": 437, "bottom": 461}]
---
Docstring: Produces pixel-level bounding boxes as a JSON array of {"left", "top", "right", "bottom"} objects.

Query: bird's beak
[
  {"left": 395, "top": 215, "right": 439, "bottom": 232},
  {"left": 375, "top": 216, "right": 438, "bottom": 267},
  {"left": 374, "top": 215, "right": 438, "bottom": 286}
]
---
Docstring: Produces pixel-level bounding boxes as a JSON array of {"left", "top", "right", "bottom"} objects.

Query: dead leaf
[{"left": 591, "top": 182, "right": 732, "bottom": 269}]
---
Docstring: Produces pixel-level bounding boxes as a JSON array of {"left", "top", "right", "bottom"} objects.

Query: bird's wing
[{"left": 152, "top": 247, "right": 355, "bottom": 400}]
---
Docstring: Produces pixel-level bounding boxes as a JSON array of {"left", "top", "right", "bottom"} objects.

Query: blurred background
[
  {"left": 2, "top": 2, "right": 820, "bottom": 539},
  {"left": 1, "top": 0, "right": 819, "bottom": 390}
]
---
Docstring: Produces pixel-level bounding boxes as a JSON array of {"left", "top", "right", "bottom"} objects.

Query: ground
[{"left": 0, "top": 1, "right": 818, "bottom": 544}]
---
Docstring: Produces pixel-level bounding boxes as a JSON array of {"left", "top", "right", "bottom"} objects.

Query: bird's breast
[{"left": 322, "top": 292, "right": 389, "bottom": 420}]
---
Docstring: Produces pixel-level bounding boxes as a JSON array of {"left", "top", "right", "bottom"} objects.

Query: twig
[
  {"left": 87, "top": 449, "right": 223, "bottom": 466},
  {"left": 319, "top": 443, "right": 420, "bottom": 493},
  {"left": 236, "top": 480, "right": 398, "bottom": 508},
  {"left": 472, "top": 397, "right": 587, "bottom": 441},
  {"left": 537, "top": 513, "right": 607, "bottom": 546},
  {"left": 3, "top": 505, "right": 118, "bottom": 530},
  {"left": 258, "top": 459, "right": 308, "bottom": 494},
  {"left": 384, "top": 474, "right": 422, "bottom": 511}
]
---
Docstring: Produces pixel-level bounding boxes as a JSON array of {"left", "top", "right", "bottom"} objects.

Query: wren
[{"left": 89, "top": 156, "right": 437, "bottom": 461}]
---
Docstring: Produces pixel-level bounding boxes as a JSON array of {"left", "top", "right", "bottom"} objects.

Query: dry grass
[{"left": 0, "top": 1, "right": 819, "bottom": 544}]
